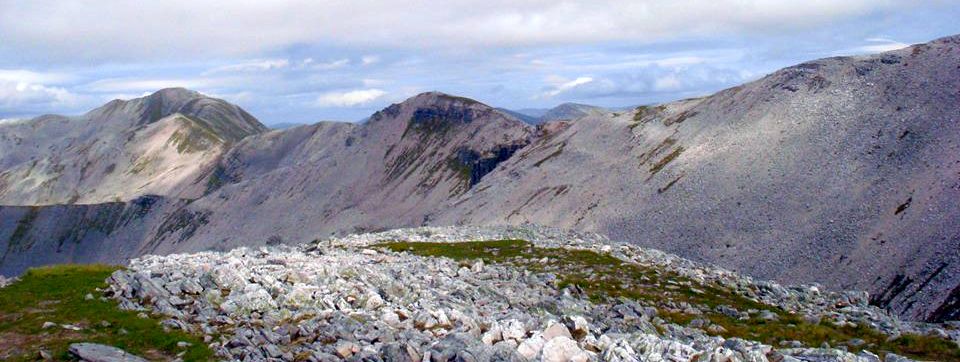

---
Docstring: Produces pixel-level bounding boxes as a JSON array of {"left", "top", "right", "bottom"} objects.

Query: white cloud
[
  {"left": 361, "top": 55, "right": 380, "bottom": 65},
  {"left": 0, "top": 80, "right": 78, "bottom": 108},
  {"left": 0, "top": 69, "right": 74, "bottom": 84},
  {"left": 314, "top": 89, "right": 387, "bottom": 107},
  {"left": 82, "top": 78, "right": 210, "bottom": 93},
  {"left": 542, "top": 76, "right": 594, "bottom": 98},
  {"left": 849, "top": 37, "right": 910, "bottom": 54},
  {"left": 312, "top": 59, "right": 350, "bottom": 70},
  {"left": 653, "top": 75, "right": 682, "bottom": 91},
  {"left": 0, "top": 1, "right": 912, "bottom": 62},
  {"left": 207, "top": 59, "right": 290, "bottom": 74},
  {"left": 362, "top": 78, "right": 387, "bottom": 87}
]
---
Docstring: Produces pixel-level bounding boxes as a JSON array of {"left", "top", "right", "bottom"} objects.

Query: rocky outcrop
[{"left": 104, "top": 226, "right": 957, "bottom": 361}]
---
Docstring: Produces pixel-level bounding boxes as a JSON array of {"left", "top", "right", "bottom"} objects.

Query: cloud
[
  {"left": 0, "top": 80, "right": 78, "bottom": 109},
  {"left": 541, "top": 76, "right": 594, "bottom": 98},
  {"left": 361, "top": 56, "right": 380, "bottom": 66},
  {"left": 314, "top": 89, "right": 387, "bottom": 107},
  {"left": 846, "top": 37, "right": 910, "bottom": 54},
  {"left": 82, "top": 78, "right": 211, "bottom": 93},
  {"left": 362, "top": 79, "right": 387, "bottom": 87},
  {"left": 653, "top": 75, "right": 682, "bottom": 91},
  {"left": 313, "top": 58, "right": 350, "bottom": 70},
  {"left": 0, "top": 2, "right": 953, "bottom": 123},
  {"left": 0, "top": 117, "right": 25, "bottom": 125},
  {"left": 0, "top": 1, "right": 915, "bottom": 62},
  {"left": 207, "top": 59, "right": 290, "bottom": 74},
  {"left": 0, "top": 69, "right": 74, "bottom": 84}
]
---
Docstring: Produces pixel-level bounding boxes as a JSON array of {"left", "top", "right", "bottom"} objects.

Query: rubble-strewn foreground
[{"left": 105, "top": 227, "right": 960, "bottom": 361}]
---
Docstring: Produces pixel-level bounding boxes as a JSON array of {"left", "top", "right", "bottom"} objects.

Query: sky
[{"left": 0, "top": 1, "right": 958, "bottom": 126}]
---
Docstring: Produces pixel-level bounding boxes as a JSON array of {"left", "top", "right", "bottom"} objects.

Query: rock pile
[{"left": 105, "top": 226, "right": 954, "bottom": 361}]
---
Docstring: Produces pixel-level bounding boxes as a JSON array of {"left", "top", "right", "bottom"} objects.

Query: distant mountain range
[
  {"left": 498, "top": 103, "right": 611, "bottom": 125},
  {"left": 269, "top": 122, "right": 309, "bottom": 130},
  {"left": 2, "top": 34, "right": 959, "bottom": 323}
]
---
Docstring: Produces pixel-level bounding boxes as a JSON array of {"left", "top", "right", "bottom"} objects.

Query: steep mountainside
[
  {"left": 0, "top": 92, "right": 534, "bottom": 272},
  {"left": 1, "top": 36, "right": 959, "bottom": 323},
  {"left": 435, "top": 35, "right": 960, "bottom": 322},
  {"left": 155, "top": 92, "right": 533, "bottom": 253},
  {"left": 0, "top": 88, "right": 267, "bottom": 205}
]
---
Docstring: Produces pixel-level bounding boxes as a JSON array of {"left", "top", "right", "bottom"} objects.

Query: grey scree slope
[{"left": 0, "top": 34, "right": 958, "bottom": 322}]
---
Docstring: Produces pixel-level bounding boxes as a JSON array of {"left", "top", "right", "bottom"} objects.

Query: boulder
[
  {"left": 541, "top": 336, "right": 590, "bottom": 362},
  {"left": 68, "top": 343, "right": 148, "bottom": 362},
  {"left": 516, "top": 333, "right": 546, "bottom": 360},
  {"left": 542, "top": 321, "right": 572, "bottom": 341}
]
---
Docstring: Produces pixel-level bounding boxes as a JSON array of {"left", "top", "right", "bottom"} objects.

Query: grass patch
[
  {"left": 375, "top": 240, "right": 960, "bottom": 361},
  {"left": 167, "top": 114, "right": 225, "bottom": 154},
  {"left": 638, "top": 137, "right": 678, "bottom": 166},
  {"left": 533, "top": 142, "right": 566, "bottom": 168},
  {"left": 648, "top": 146, "right": 684, "bottom": 178},
  {"left": 0, "top": 265, "right": 213, "bottom": 361}
]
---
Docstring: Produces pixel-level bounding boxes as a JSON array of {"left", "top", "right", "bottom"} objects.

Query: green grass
[
  {"left": 647, "top": 146, "right": 684, "bottom": 177},
  {"left": 0, "top": 265, "right": 213, "bottom": 361},
  {"left": 166, "top": 115, "right": 225, "bottom": 154},
  {"left": 375, "top": 240, "right": 960, "bottom": 361}
]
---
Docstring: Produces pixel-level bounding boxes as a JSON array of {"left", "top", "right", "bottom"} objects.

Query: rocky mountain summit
[
  {"left": 2, "top": 35, "right": 960, "bottom": 327},
  {"left": 0, "top": 88, "right": 267, "bottom": 204},
  {"left": 104, "top": 226, "right": 959, "bottom": 361},
  {"left": 536, "top": 103, "right": 609, "bottom": 123},
  {"left": 503, "top": 103, "right": 610, "bottom": 125}
]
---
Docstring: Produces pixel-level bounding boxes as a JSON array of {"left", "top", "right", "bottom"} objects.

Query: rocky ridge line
[{"left": 104, "top": 226, "right": 959, "bottom": 361}]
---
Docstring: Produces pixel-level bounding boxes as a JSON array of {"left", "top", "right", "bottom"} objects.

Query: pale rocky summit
[
  {"left": 0, "top": 88, "right": 267, "bottom": 205},
  {"left": 2, "top": 35, "right": 960, "bottom": 324},
  {"left": 507, "top": 103, "right": 609, "bottom": 124},
  {"left": 537, "top": 102, "right": 609, "bottom": 122},
  {"left": 104, "top": 226, "right": 950, "bottom": 361}
]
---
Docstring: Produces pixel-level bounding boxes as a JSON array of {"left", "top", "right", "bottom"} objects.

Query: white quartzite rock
[{"left": 68, "top": 343, "right": 147, "bottom": 362}]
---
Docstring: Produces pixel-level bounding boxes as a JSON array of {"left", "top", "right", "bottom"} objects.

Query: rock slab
[{"left": 68, "top": 343, "right": 148, "bottom": 362}]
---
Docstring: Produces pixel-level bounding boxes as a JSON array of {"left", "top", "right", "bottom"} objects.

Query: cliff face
[{"left": 1, "top": 36, "right": 959, "bottom": 322}]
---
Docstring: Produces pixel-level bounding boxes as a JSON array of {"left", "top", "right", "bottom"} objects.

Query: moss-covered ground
[{"left": 0, "top": 265, "right": 213, "bottom": 361}]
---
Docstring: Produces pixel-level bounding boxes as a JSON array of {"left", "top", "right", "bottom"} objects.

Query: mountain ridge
[
  {"left": 1, "top": 34, "right": 959, "bottom": 323},
  {"left": 0, "top": 88, "right": 268, "bottom": 205},
  {"left": 505, "top": 102, "right": 611, "bottom": 124}
]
